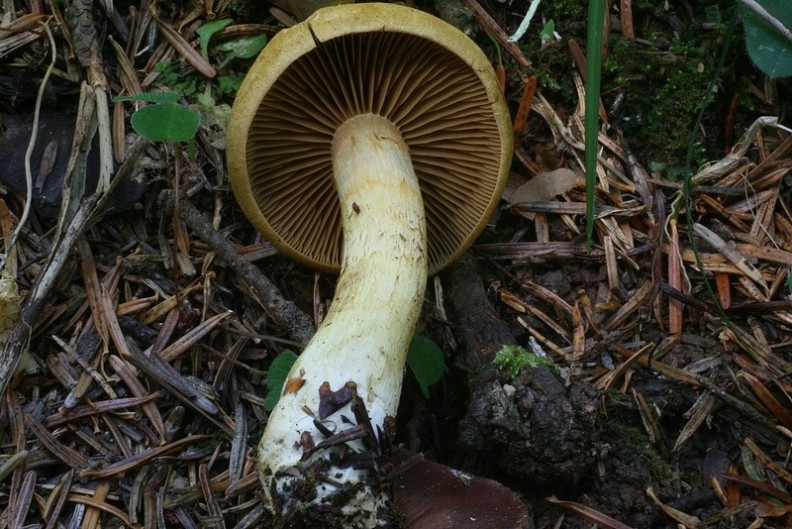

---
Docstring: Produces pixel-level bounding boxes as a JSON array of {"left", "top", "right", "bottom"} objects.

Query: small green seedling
[
  {"left": 114, "top": 14, "right": 268, "bottom": 144},
  {"left": 116, "top": 21, "right": 267, "bottom": 148},
  {"left": 493, "top": 344, "right": 553, "bottom": 378}
]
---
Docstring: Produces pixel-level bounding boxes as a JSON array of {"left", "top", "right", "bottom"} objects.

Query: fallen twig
[{"left": 158, "top": 190, "right": 315, "bottom": 345}]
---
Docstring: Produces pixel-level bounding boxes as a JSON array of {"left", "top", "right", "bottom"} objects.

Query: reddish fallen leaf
[
  {"left": 392, "top": 449, "right": 531, "bottom": 529},
  {"left": 739, "top": 372, "right": 792, "bottom": 430}
]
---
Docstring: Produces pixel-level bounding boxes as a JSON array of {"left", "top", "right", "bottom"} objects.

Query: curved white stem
[{"left": 258, "top": 114, "right": 427, "bottom": 527}]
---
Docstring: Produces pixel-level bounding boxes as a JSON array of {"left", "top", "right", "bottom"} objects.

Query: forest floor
[{"left": 0, "top": 1, "right": 791, "bottom": 528}]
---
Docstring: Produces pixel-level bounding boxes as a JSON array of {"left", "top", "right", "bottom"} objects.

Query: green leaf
[
  {"left": 540, "top": 19, "right": 556, "bottom": 47},
  {"left": 264, "top": 350, "right": 298, "bottom": 412},
  {"left": 130, "top": 103, "right": 201, "bottom": 142},
  {"left": 739, "top": 0, "right": 792, "bottom": 78},
  {"left": 196, "top": 18, "right": 233, "bottom": 61},
  {"left": 113, "top": 91, "right": 181, "bottom": 104},
  {"left": 407, "top": 336, "right": 445, "bottom": 399},
  {"left": 215, "top": 33, "right": 268, "bottom": 60}
]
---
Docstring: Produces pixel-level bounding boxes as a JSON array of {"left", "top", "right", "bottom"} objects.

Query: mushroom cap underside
[{"left": 227, "top": 2, "right": 513, "bottom": 274}]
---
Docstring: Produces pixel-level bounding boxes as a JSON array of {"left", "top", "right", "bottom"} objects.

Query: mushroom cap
[{"left": 227, "top": 3, "right": 512, "bottom": 274}]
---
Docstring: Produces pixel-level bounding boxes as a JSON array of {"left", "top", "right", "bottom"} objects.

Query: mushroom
[{"left": 227, "top": 3, "right": 512, "bottom": 527}]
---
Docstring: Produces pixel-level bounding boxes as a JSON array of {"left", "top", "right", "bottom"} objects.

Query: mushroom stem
[{"left": 258, "top": 113, "right": 427, "bottom": 526}]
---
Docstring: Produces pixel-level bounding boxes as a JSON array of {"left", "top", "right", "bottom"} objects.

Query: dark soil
[{"left": 412, "top": 255, "right": 789, "bottom": 529}]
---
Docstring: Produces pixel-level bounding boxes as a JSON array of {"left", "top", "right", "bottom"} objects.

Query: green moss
[
  {"left": 513, "top": 0, "right": 755, "bottom": 167},
  {"left": 646, "top": 67, "right": 712, "bottom": 165},
  {"left": 687, "top": 472, "right": 704, "bottom": 488},
  {"left": 603, "top": 34, "right": 718, "bottom": 166},
  {"left": 468, "top": 259, "right": 498, "bottom": 286},
  {"left": 602, "top": 407, "right": 674, "bottom": 480},
  {"left": 531, "top": 43, "right": 578, "bottom": 105},
  {"left": 641, "top": 437, "right": 673, "bottom": 479},
  {"left": 198, "top": 431, "right": 227, "bottom": 452},
  {"left": 594, "top": 0, "right": 771, "bottom": 166},
  {"left": 542, "top": 0, "right": 586, "bottom": 21},
  {"left": 493, "top": 345, "right": 555, "bottom": 378}
]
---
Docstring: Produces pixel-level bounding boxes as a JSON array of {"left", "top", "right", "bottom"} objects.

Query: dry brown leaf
[{"left": 505, "top": 168, "right": 579, "bottom": 220}]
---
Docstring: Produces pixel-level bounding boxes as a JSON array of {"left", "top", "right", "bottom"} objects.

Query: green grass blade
[
  {"left": 681, "top": 11, "right": 739, "bottom": 313},
  {"left": 584, "top": 0, "right": 606, "bottom": 252}
]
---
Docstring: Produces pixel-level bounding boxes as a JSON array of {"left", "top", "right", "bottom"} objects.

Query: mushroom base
[{"left": 264, "top": 433, "right": 401, "bottom": 528}]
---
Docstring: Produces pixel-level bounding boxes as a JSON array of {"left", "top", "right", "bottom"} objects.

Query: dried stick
[
  {"left": 463, "top": 0, "right": 531, "bottom": 67},
  {"left": 158, "top": 190, "right": 315, "bottom": 345}
]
